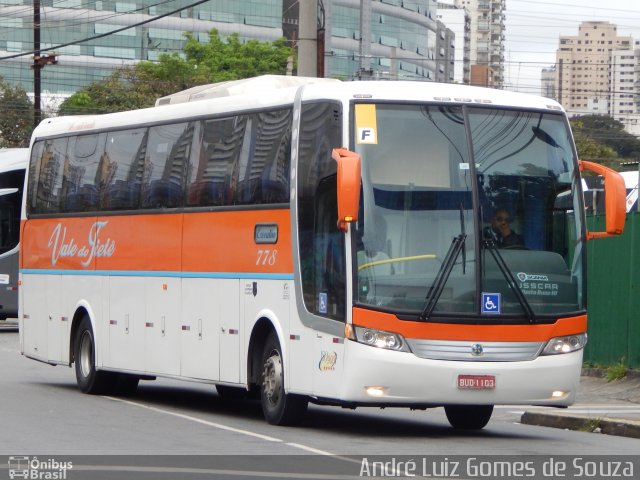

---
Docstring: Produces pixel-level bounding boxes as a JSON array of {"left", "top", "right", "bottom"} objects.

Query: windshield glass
[
  {"left": 471, "top": 108, "right": 584, "bottom": 316},
  {"left": 353, "top": 103, "right": 584, "bottom": 320}
]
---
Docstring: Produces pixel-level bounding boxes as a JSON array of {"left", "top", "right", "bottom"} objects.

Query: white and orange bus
[{"left": 19, "top": 76, "right": 626, "bottom": 429}]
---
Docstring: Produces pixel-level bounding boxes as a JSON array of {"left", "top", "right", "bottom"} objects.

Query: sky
[{"left": 504, "top": 0, "right": 640, "bottom": 95}]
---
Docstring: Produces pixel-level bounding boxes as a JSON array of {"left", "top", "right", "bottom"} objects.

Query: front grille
[{"left": 406, "top": 339, "right": 545, "bottom": 362}]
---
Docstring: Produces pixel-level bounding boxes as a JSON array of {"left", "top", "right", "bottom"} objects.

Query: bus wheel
[
  {"left": 74, "top": 316, "right": 115, "bottom": 394},
  {"left": 444, "top": 405, "right": 493, "bottom": 430},
  {"left": 260, "top": 333, "right": 308, "bottom": 425}
]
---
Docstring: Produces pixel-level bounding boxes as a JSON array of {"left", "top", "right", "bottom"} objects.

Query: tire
[
  {"left": 444, "top": 404, "right": 494, "bottom": 430},
  {"left": 260, "top": 332, "right": 308, "bottom": 425},
  {"left": 74, "top": 316, "right": 116, "bottom": 394}
]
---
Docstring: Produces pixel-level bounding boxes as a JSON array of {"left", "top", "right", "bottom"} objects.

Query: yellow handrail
[{"left": 358, "top": 253, "right": 437, "bottom": 271}]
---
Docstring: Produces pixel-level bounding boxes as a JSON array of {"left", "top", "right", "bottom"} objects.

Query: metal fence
[{"left": 585, "top": 212, "right": 640, "bottom": 368}]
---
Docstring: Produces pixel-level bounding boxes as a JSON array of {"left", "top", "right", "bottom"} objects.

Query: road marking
[
  {"left": 285, "top": 442, "right": 335, "bottom": 455},
  {"left": 104, "top": 396, "right": 337, "bottom": 456},
  {"left": 104, "top": 396, "right": 283, "bottom": 442}
]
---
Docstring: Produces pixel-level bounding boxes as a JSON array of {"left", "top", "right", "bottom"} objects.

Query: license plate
[{"left": 457, "top": 375, "right": 496, "bottom": 389}]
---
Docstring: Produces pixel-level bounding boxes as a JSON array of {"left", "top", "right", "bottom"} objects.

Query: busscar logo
[
  {"left": 517, "top": 272, "right": 559, "bottom": 297},
  {"left": 8, "top": 456, "right": 72, "bottom": 480},
  {"left": 517, "top": 272, "right": 549, "bottom": 282}
]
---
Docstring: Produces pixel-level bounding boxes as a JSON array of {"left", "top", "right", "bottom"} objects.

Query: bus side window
[
  {"left": 64, "top": 134, "right": 105, "bottom": 213},
  {"left": 236, "top": 109, "right": 292, "bottom": 205},
  {"left": 297, "top": 101, "right": 344, "bottom": 321},
  {"left": 34, "top": 137, "right": 68, "bottom": 214},
  {"left": 186, "top": 117, "right": 245, "bottom": 207},
  {"left": 315, "top": 175, "right": 345, "bottom": 317},
  {"left": 0, "top": 169, "right": 23, "bottom": 254},
  {"left": 100, "top": 129, "right": 147, "bottom": 211},
  {"left": 141, "top": 122, "right": 193, "bottom": 209}
]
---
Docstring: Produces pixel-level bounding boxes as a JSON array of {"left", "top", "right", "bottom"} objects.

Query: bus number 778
[{"left": 256, "top": 249, "right": 277, "bottom": 266}]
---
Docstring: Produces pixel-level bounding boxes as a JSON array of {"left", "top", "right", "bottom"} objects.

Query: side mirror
[
  {"left": 332, "top": 148, "right": 361, "bottom": 232},
  {"left": 579, "top": 160, "right": 626, "bottom": 240}
]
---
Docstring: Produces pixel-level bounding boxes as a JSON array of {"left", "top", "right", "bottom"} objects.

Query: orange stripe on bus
[
  {"left": 352, "top": 307, "right": 587, "bottom": 342},
  {"left": 21, "top": 210, "right": 292, "bottom": 274}
]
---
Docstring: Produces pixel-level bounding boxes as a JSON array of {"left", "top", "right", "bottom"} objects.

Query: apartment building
[
  {"left": 555, "top": 21, "right": 633, "bottom": 116},
  {"left": 437, "top": 0, "right": 471, "bottom": 84},
  {"left": 454, "top": 0, "right": 505, "bottom": 88}
]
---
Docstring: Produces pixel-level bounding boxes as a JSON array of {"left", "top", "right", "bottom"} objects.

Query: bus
[
  {"left": 19, "top": 76, "right": 626, "bottom": 429},
  {"left": 0, "top": 148, "right": 27, "bottom": 323},
  {"left": 621, "top": 171, "right": 638, "bottom": 212}
]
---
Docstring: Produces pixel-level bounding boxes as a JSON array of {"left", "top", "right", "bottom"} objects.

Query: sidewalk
[{"left": 521, "top": 369, "right": 640, "bottom": 439}]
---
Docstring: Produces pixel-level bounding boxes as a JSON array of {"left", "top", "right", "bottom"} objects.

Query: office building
[{"left": 0, "top": 0, "right": 441, "bottom": 104}]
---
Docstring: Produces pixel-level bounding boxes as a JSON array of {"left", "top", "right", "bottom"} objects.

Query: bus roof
[
  {"left": 31, "top": 76, "right": 566, "bottom": 140},
  {"left": 155, "top": 75, "right": 339, "bottom": 106},
  {"left": 0, "top": 148, "right": 28, "bottom": 172}
]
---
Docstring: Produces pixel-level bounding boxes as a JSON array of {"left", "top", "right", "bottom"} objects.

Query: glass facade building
[
  {"left": 0, "top": 0, "right": 440, "bottom": 100},
  {"left": 326, "top": 0, "right": 437, "bottom": 80}
]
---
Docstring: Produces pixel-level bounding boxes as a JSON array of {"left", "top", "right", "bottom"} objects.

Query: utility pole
[
  {"left": 32, "top": 0, "right": 57, "bottom": 128},
  {"left": 298, "top": 0, "right": 318, "bottom": 77},
  {"left": 557, "top": 59, "right": 563, "bottom": 107},
  {"left": 358, "top": 0, "right": 372, "bottom": 79}
]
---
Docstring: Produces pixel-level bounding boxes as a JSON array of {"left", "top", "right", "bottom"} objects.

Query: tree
[
  {"left": 0, "top": 77, "right": 33, "bottom": 148},
  {"left": 572, "top": 115, "right": 640, "bottom": 160},
  {"left": 59, "top": 30, "right": 294, "bottom": 115},
  {"left": 570, "top": 119, "right": 619, "bottom": 168}
]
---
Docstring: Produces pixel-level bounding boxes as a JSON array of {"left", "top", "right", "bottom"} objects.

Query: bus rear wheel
[
  {"left": 444, "top": 404, "right": 493, "bottom": 430},
  {"left": 74, "top": 316, "right": 117, "bottom": 394},
  {"left": 260, "top": 333, "right": 308, "bottom": 425}
]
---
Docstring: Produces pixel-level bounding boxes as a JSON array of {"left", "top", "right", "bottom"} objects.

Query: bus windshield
[{"left": 353, "top": 104, "right": 584, "bottom": 321}]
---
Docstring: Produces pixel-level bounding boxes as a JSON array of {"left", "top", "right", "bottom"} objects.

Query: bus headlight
[
  {"left": 541, "top": 333, "right": 587, "bottom": 355},
  {"left": 347, "top": 325, "right": 411, "bottom": 352}
]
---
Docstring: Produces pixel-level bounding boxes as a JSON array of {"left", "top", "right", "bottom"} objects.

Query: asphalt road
[{"left": 1, "top": 328, "right": 638, "bottom": 479}]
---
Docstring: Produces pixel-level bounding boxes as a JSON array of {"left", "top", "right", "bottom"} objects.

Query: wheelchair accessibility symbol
[{"left": 481, "top": 293, "right": 501, "bottom": 314}]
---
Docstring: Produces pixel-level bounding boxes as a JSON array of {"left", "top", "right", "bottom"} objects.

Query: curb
[{"left": 521, "top": 411, "right": 640, "bottom": 439}]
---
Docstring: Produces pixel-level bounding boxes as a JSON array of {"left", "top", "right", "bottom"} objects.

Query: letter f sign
[{"left": 357, "top": 127, "right": 377, "bottom": 144}]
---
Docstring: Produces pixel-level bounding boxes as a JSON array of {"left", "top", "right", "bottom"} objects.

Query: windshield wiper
[
  {"left": 420, "top": 233, "right": 466, "bottom": 321},
  {"left": 482, "top": 239, "right": 536, "bottom": 323}
]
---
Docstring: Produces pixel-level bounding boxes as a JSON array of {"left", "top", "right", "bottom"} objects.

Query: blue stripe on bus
[{"left": 20, "top": 269, "right": 294, "bottom": 280}]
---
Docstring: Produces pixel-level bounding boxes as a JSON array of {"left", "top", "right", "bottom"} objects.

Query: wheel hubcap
[
  {"left": 79, "top": 330, "right": 93, "bottom": 378},
  {"left": 262, "top": 350, "right": 282, "bottom": 406}
]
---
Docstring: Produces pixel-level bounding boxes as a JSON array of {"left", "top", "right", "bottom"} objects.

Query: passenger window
[
  {"left": 141, "top": 122, "right": 193, "bottom": 209},
  {"left": 64, "top": 134, "right": 105, "bottom": 212},
  {"left": 100, "top": 128, "right": 147, "bottom": 210},
  {"left": 186, "top": 116, "right": 246, "bottom": 207},
  {"left": 33, "top": 137, "right": 69, "bottom": 214},
  {"left": 0, "top": 169, "right": 24, "bottom": 253},
  {"left": 236, "top": 109, "right": 292, "bottom": 205}
]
